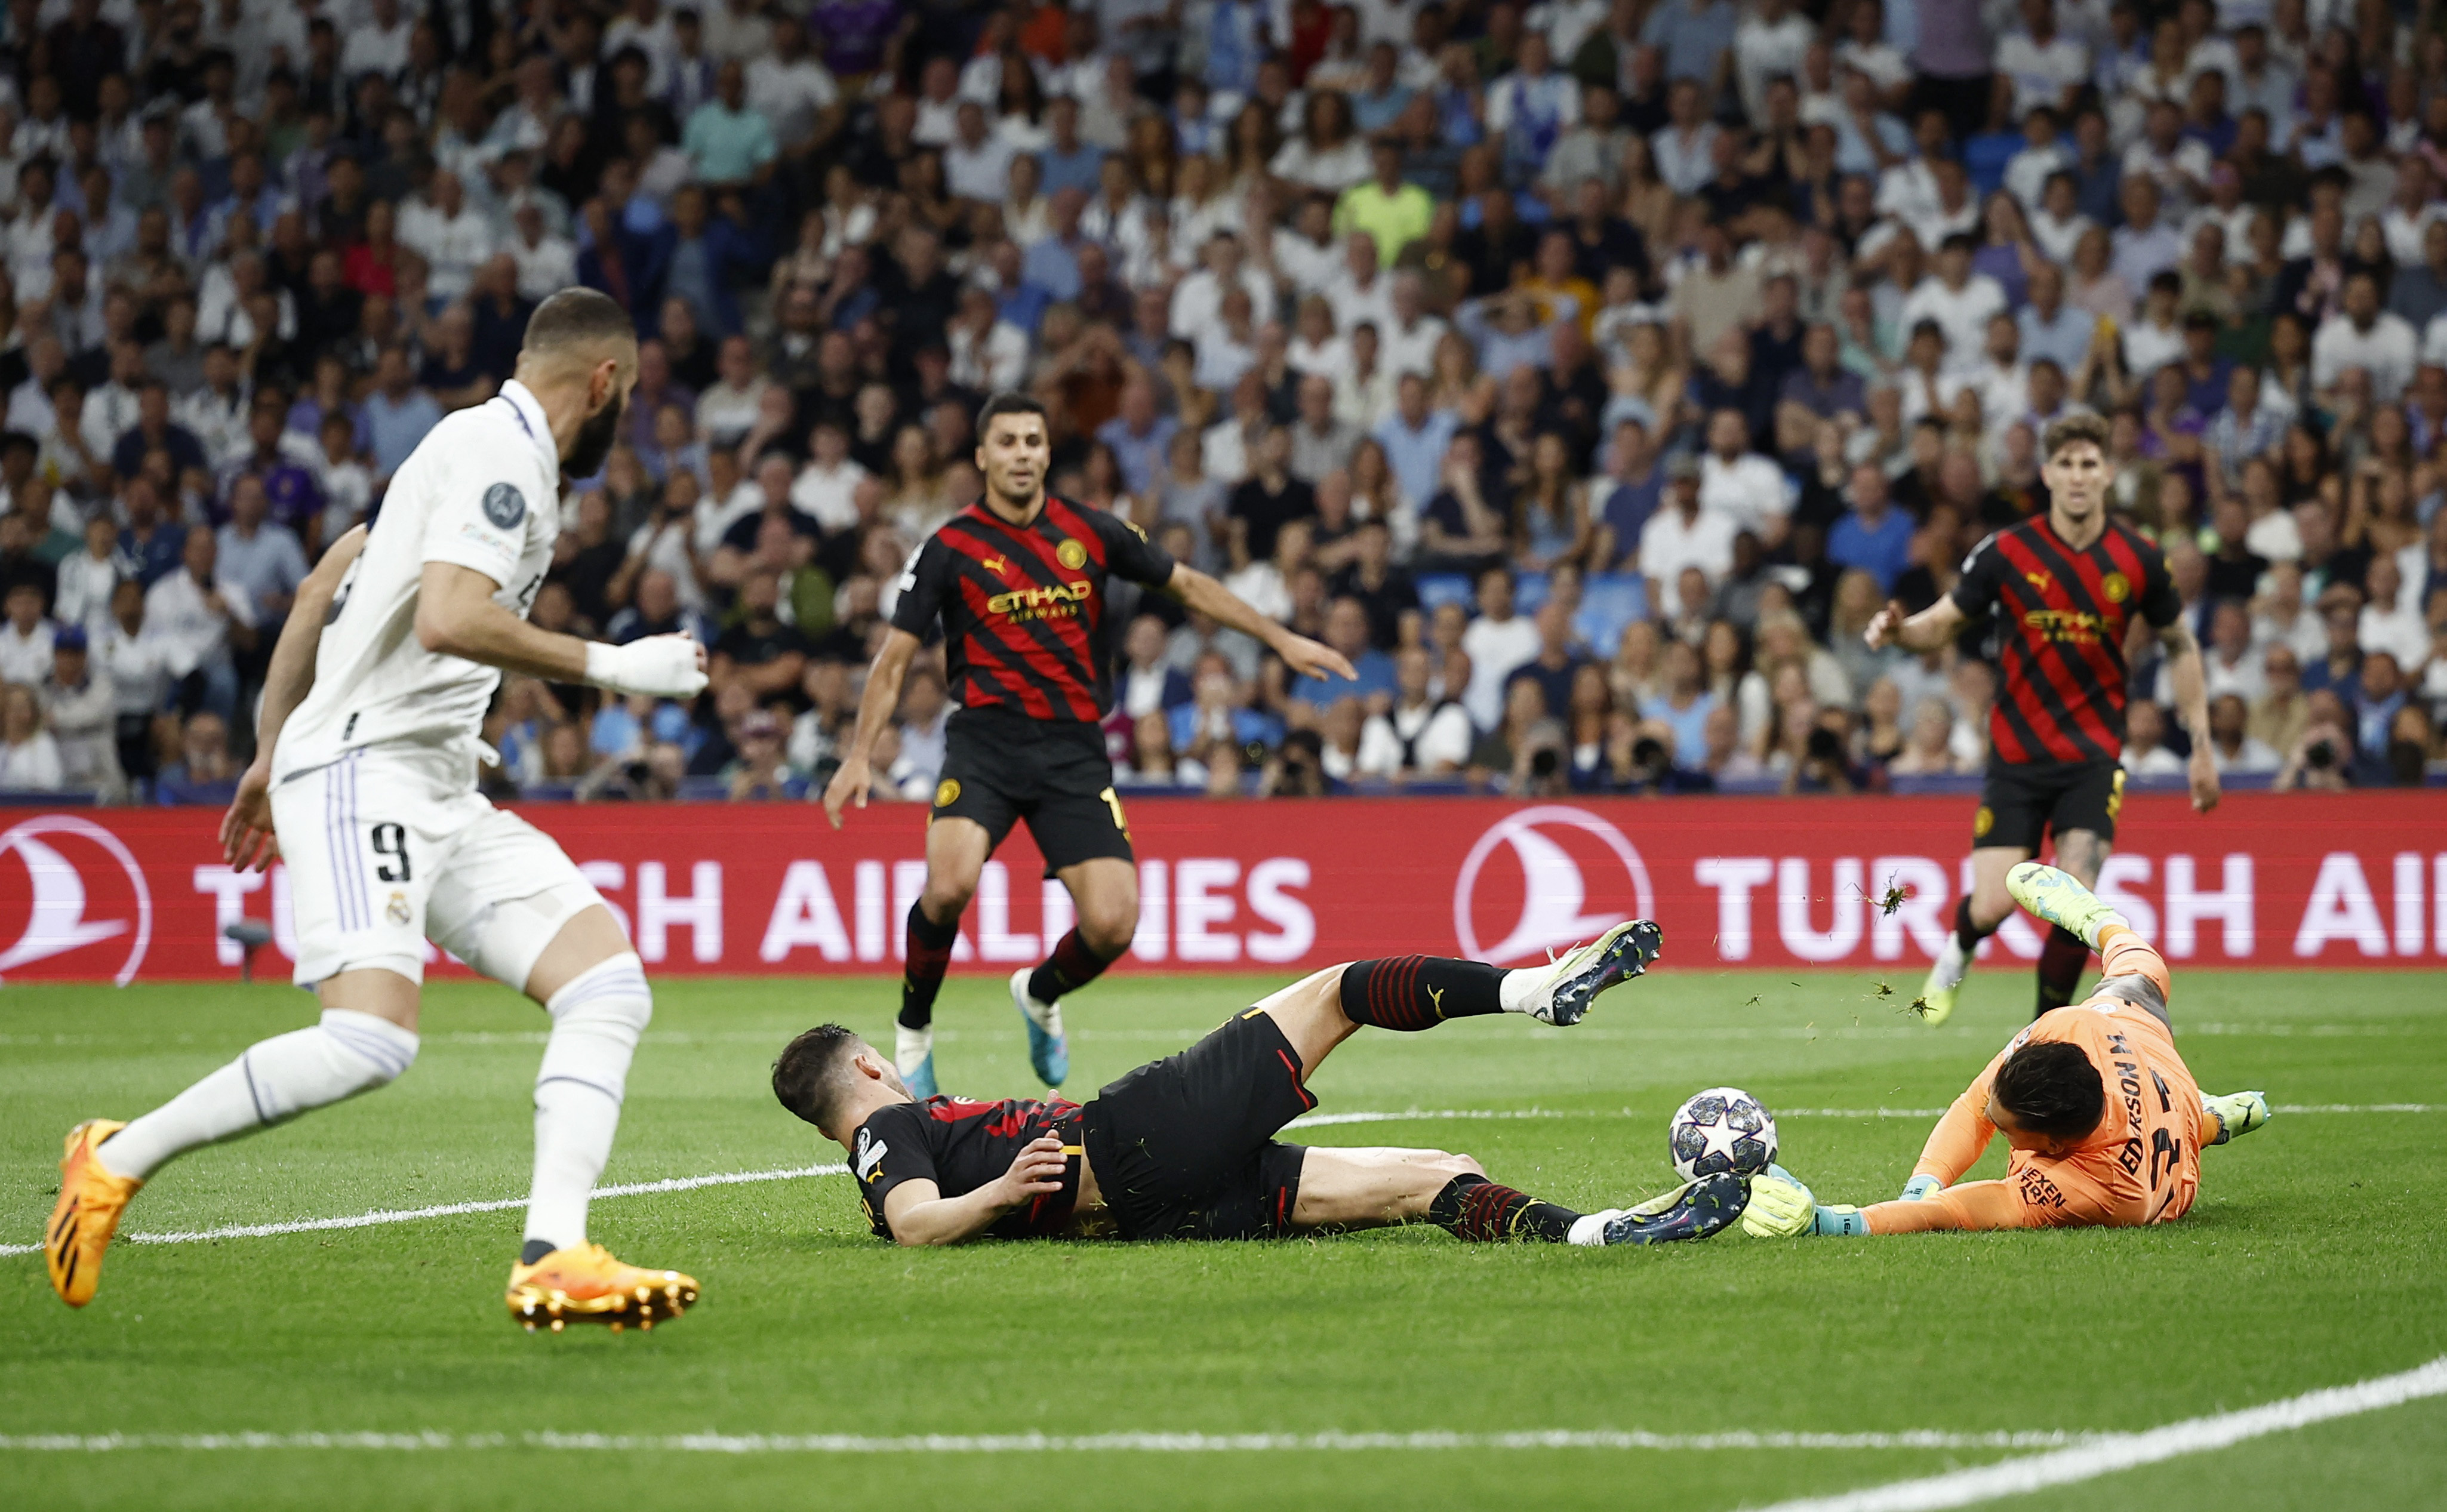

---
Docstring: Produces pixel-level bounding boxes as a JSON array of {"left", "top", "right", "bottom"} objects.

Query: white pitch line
[
  {"left": 0, "top": 1427, "right": 2101, "bottom": 1455},
  {"left": 5, "top": 1101, "right": 2429, "bottom": 1261},
  {"left": 1749, "top": 1355, "right": 2447, "bottom": 1512},
  {"left": 0, "top": 1163, "right": 844, "bottom": 1260}
]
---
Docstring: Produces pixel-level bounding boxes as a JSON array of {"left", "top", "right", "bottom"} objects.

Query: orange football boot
[
  {"left": 47, "top": 1120, "right": 141, "bottom": 1308},
  {"left": 506, "top": 1243, "right": 700, "bottom": 1332}
]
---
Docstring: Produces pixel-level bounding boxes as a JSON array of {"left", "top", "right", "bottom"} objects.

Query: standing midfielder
[
  {"left": 1866, "top": 413, "right": 2218, "bottom": 1024},
  {"left": 46, "top": 290, "right": 713, "bottom": 1331},
  {"left": 824, "top": 394, "right": 1352, "bottom": 1098}
]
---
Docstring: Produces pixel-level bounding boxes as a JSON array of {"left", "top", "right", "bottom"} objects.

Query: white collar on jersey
[{"left": 494, "top": 379, "right": 561, "bottom": 481}]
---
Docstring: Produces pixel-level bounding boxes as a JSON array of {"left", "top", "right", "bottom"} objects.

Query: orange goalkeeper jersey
[{"left": 1876, "top": 928, "right": 2209, "bottom": 1233}]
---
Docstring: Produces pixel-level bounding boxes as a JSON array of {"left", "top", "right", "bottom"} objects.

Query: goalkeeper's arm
[
  {"left": 417, "top": 562, "right": 707, "bottom": 697},
  {"left": 1744, "top": 1173, "right": 2041, "bottom": 1237}
]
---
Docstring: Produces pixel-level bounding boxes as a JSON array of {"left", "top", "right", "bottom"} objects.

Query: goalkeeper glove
[
  {"left": 1743, "top": 1166, "right": 1815, "bottom": 1237},
  {"left": 1900, "top": 1174, "right": 1944, "bottom": 1202},
  {"left": 1744, "top": 1167, "right": 1872, "bottom": 1238},
  {"left": 586, "top": 635, "right": 708, "bottom": 698}
]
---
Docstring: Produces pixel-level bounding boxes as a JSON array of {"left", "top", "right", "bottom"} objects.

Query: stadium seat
[
  {"left": 1513, "top": 571, "right": 1550, "bottom": 612},
  {"left": 1415, "top": 574, "right": 1477, "bottom": 614},
  {"left": 1574, "top": 575, "right": 1648, "bottom": 657}
]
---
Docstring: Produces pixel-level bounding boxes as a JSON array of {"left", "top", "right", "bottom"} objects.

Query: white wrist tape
[{"left": 585, "top": 637, "right": 707, "bottom": 699}]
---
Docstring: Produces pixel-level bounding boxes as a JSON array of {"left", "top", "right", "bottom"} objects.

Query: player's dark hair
[
  {"left": 1991, "top": 1040, "right": 2106, "bottom": 1140},
  {"left": 522, "top": 287, "right": 637, "bottom": 358},
  {"left": 771, "top": 1024, "right": 866, "bottom": 1134},
  {"left": 2041, "top": 413, "right": 2110, "bottom": 461},
  {"left": 975, "top": 391, "right": 1047, "bottom": 436}
]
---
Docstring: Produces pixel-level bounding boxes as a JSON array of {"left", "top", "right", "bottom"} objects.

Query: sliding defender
[
  {"left": 774, "top": 923, "right": 1750, "bottom": 1248},
  {"left": 1746, "top": 864, "right": 2270, "bottom": 1239}
]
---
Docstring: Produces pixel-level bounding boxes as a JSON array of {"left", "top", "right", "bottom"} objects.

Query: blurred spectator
[
  {"left": 1358, "top": 646, "right": 1474, "bottom": 780},
  {"left": 0, "top": 581, "right": 55, "bottom": 685},
  {"left": 0, "top": 680, "right": 63, "bottom": 789}
]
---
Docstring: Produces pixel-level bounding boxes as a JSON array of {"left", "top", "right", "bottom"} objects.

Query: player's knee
[
  {"left": 1419, "top": 1150, "right": 1483, "bottom": 1180},
  {"left": 920, "top": 878, "right": 977, "bottom": 922},
  {"left": 316, "top": 1009, "right": 420, "bottom": 1094},
  {"left": 544, "top": 951, "right": 654, "bottom": 1039},
  {"left": 1076, "top": 900, "right": 1137, "bottom": 956}
]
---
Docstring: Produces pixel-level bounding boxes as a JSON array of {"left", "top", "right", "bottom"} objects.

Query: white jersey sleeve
[{"left": 273, "top": 383, "right": 565, "bottom": 778}]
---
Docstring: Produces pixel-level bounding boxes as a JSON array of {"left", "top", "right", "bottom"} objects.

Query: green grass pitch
[{"left": 3, "top": 962, "right": 2443, "bottom": 1511}]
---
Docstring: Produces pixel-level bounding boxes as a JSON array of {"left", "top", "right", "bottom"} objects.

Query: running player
[
  {"left": 1865, "top": 412, "right": 2218, "bottom": 1024},
  {"left": 1743, "top": 862, "right": 2271, "bottom": 1239},
  {"left": 821, "top": 393, "right": 1353, "bottom": 1099},
  {"left": 46, "top": 290, "right": 712, "bottom": 1331},
  {"left": 772, "top": 921, "right": 1750, "bottom": 1248}
]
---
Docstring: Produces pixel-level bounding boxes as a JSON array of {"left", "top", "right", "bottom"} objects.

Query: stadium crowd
[{"left": 0, "top": 0, "right": 2443, "bottom": 806}]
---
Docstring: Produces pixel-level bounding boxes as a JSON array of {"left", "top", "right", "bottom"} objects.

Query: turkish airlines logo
[
  {"left": 0, "top": 815, "right": 153, "bottom": 984},
  {"left": 1453, "top": 806, "right": 1655, "bottom": 965}
]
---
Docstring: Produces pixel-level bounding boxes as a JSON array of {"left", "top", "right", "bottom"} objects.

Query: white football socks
[
  {"left": 523, "top": 953, "right": 652, "bottom": 1257},
  {"left": 1929, "top": 931, "right": 1970, "bottom": 990},
  {"left": 96, "top": 1009, "right": 420, "bottom": 1181}
]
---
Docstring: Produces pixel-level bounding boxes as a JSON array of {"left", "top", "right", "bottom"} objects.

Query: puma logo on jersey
[
  {"left": 2023, "top": 569, "right": 2054, "bottom": 593},
  {"left": 981, "top": 555, "right": 1008, "bottom": 576},
  {"left": 855, "top": 1129, "right": 888, "bottom": 1182}
]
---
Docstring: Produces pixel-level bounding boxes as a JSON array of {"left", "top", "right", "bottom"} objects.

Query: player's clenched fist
[
  {"left": 584, "top": 633, "right": 707, "bottom": 698},
  {"left": 987, "top": 1135, "right": 1069, "bottom": 1209},
  {"left": 1863, "top": 600, "right": 1907, "bottom": 650}
]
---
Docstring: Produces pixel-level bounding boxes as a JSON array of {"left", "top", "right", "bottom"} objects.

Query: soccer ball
[{"left": 1669, "top": 1088, "right": 1778, "bottom": 1181}]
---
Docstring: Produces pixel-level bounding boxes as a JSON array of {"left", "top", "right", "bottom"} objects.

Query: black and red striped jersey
[
  {"left": 1949, "top": 516, "right": 2180, "bottom": 767},
  {"left": 852, "top": 1095, "right": 1084, "bottom": 1240},
  {"left": 888, "top": 495, "right": 1177, "bottom": 722}
]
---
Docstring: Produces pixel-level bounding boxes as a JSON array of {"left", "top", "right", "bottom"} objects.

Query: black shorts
[
  {"left": 1974, "top": 759, "right": 2126, "bottom": 852},
  {"left": 931, "top": 707, "right": 1134, "bottom": 874},
  {"left": 1079, "top": 1010, "right": 1314, "bottom": 1241}
]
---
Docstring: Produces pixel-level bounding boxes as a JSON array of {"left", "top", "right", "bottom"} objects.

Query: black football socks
[
  {"left": 2035, "top": 925, "right": 2090, "bottom": 1017},
  {"left": 1429, "top": 1174, "right": 1580, "bottom": 1243},
  {"left": 1027, "top": 928, "right": 1119, "bottom": 1005},
  {"left": 1337, "top": 956, "right": 1506, "bottom": 1031},
  {"left": 898, "top": 901, "right": 961, "bottom": 1031}
]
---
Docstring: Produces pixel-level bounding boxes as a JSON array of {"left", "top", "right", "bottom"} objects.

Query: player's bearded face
[{"left": 565, "top": 381, "right": 629, "bottom": 479}]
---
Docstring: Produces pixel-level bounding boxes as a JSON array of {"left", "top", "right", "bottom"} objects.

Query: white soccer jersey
[{"left": 274, "top": 380, "right": 563, "bottom": 779}]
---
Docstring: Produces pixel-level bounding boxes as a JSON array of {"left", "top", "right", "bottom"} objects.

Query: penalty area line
[
  {"left": 5, "top": 1360, "right": 2444, "bottom": 1459},
  {"left": 0, "top": 1163, "right": 845, "bottom": 1260},
  {"left": 4, "top": 1103, "right": 2428, "bottom": 1260},
  {"left": 0, "top": 1427, "right": 2107, "bottom": 1455},
  {"left": 1750, "top": 1355, "right": 2447, "bottom": 1512}
]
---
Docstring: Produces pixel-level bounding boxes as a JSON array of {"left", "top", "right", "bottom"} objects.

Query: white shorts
[{"left": 272, "top": 742, "right": 601, "bottom": 990}]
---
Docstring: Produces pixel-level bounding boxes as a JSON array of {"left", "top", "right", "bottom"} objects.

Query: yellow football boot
[
  {"left": 47, "top": 1120, "right": 141, "bottom": 1308},
  {"left": 507, "top": 1243, "right": 699, "bottom": 1332}
]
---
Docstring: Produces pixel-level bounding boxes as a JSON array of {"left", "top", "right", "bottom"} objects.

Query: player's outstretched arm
[
  {"left": 822, "top": 626, "right": 921, "bottom": 828},
  {"left": 2156, "top": 618, "right": 2220, "bottom": 812},
  {"left": 415, "top": 562, "right": 707, "bottom": 696},
  {"left": 1164, "top": 562, "right": 1357, "bottom": 683},
  {"left": 222, "top": 526, "right": 369, "bottom": 871},
  {"left": 1863, "top": 594, "right": 1966, "bottom": 653},
  {"left": 879, "top": 1135, "right": 1068, "bottom": 1246}
]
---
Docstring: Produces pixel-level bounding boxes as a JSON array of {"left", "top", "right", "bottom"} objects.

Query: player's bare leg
[
  {"left": 898, "top": 816, "right": 992, "bottom": 1098},
  {"left": 1917, "top": 844, "right": 2027, "bottom": 1027},
  {"left": 1252, "top": 928, "right": 1743, "bottom": 1245},
  {"left": 47, "top": 966, "right": 424, "bottom": 1308},
  {"left": 2034, "top": 829, "right": 2111, "bottom": 1016},
  {"left": 504, "top": 903, "right": 698, "bottom": 1332},
  {"left": 1009, "top": 857, "right": 1138, "bottom": 1089},
  {"left": 1920, "top": 832, "right": 2110, "bottom": 1026}
]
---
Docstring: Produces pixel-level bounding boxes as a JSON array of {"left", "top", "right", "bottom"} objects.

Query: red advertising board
[{"left": 0, "top": 792, "right": 2442, "bottom": 984}]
